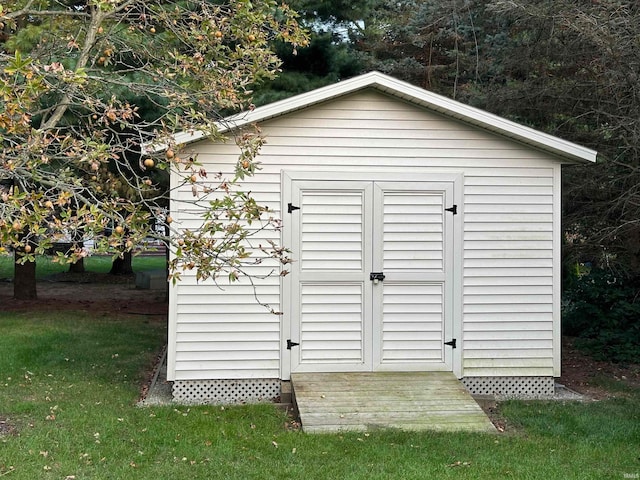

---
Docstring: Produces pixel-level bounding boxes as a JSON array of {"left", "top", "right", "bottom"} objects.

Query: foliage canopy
[{"left": 0, "top": 0, "right": 306, "bottom": 298}]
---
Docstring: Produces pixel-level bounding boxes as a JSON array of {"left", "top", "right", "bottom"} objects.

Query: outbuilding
[{"left": 167, "top": 71, "right": 596, "bottom": 404}]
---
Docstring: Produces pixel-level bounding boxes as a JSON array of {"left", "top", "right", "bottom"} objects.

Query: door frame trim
[{"left": 281, "top": 170, "right": 464, "bottom": 380}]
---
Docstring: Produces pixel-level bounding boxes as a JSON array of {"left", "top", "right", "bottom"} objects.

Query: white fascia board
[{"left": 151, "top": 71, "right": 597, "bottom": 164}]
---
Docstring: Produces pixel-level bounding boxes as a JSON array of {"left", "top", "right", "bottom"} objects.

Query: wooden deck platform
[{"left": 291, "top": 372, "right": 496, "bottom": 434}]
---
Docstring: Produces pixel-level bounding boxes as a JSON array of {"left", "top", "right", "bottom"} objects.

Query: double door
[{"left": 286, "top": 176, "right": 456, "bottom": 374}]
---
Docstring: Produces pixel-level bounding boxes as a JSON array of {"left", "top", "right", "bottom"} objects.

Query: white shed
[{"left": 167, "top": 72, "right": 596, "bottom": 403}]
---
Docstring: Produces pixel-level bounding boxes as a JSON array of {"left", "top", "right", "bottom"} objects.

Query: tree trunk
[
  {"left": 14, "top": 252, "right": 37, "bottom": 300},
  {"left": 68, "top": 234, "right": 85, "bottom": 273},
  {"left": 69, "top": 257, "right": 85, "bottom": 273},
  {"left": 109, "top": 251, "right": 133, "bottom": 275}
]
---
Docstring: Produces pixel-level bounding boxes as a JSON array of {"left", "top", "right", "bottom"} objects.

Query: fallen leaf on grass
[{"left": 0, "top": 466, "right": 16, "bottom": 476}]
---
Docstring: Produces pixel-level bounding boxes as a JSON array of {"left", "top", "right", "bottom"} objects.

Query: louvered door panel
[
  {"left": 381, "top": 283, "right": 444, "bottom": 362},
  {"left": 291, "top": 182, "right": 372, "bottom": 372},
  {"left": 382, "top": 192, "right": 444, "bottom": 271},
  {"left": 300, "top": 283, "right": 364, "bottom": 363},
  {"left": 374, "top": 184, "right": 453, "bottom": 370},
  {"left": 300, "top": 191, "right": 364, "bottom": 271}
]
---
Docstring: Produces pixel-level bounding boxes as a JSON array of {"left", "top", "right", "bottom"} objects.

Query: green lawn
[
  {"left": 1, "top": 311, "right": 639, "bottom": 479},
  {"left": 0, "top": 254, "right": 166, "bottom": 280}
]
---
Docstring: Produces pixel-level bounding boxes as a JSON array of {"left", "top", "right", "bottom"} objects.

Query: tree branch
[
  {"left": 40, "top": 7, "right": 105, "bottom": 130},
  {"left": 3, "top": 4, "right": 91, "bottom": 19}
]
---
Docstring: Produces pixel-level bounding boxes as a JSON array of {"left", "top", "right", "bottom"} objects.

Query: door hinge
[
  {"left": 287, "top": 203, "right": 300, "bottom": 213},
  {"left": 445, "top": 205, "right": 457, "bottom": 215},
  {"left": 444, "top": 339, "right": 457, "bottom": 349},
  {"left": 287, "top": 339, "right": 299, "bottom": 350}
]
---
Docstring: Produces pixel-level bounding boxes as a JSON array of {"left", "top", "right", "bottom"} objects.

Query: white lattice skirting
[
  {"left": 171, "top": 376, "right": 555, "bottom": 404},
  {"left": 172, "top": 379, "right": 281, "bottom": 404},
  {"left": 462, "top": 376, "right": 555, "bottom": 397}
]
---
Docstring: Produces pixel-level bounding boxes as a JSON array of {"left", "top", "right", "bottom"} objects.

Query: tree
[
  {"left": 475, "top": 1, "right": 640, "bottom": 274},
  {"left": 285, "top": 0, "right": 492, "bottom": 98},
  {"left": 250, "top": 0, "right": 371, "bottom": 105},
  {"left": 350, "top": 0, "right": 490, "bottom": 98},
  {"left": 1, "top": 0, "right": 306, "bottom": 300}
]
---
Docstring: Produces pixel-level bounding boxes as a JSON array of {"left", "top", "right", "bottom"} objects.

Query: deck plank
[{"left": 291, "top": 372, "right": 495, "bottom": 434}]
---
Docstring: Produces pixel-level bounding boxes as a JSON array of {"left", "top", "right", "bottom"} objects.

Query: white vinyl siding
[
  {"left": 168, "top": 89, "right": 561, "bottom": 381},
  {"left": 462, "top": 170, "right": 555, "bottom": 376},
  {"left": 170, "top": 281, "right": 280, "bottom": 380}
]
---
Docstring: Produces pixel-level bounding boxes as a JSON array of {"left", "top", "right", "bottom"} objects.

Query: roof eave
[{"left": 370, "top": 74, "right": 597, "bottom": 164}]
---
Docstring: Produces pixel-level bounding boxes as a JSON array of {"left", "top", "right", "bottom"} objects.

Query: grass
[
  {"left": 1, "top": 312, "right": 639, "bottom": 480},
  {"left": 0, "top": 254, "right": 166, "bottom": 280},
  {"left": 586, "top": 374, "right": 640, "bottom": 395}
]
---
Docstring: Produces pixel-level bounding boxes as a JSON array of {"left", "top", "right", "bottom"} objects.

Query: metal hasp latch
[
  {"left": 287, "top": 339, "right": 300, "bottom": 350},
  {"left": 444, "top": 339, "right": 457, "bottom": 349},
  {"left": 370, "top": 272, "right": 385, "bottom": 285}
]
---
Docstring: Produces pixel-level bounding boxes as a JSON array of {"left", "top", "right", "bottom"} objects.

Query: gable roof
[{"left": 168, "top": 71, "right": 597, "bottom": 164}]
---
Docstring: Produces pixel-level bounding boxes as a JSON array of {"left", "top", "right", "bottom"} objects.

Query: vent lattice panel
[
  {"left": 172, "top": 379, "right": 281, "bottom": 404},
  {"left": 462, "top": 376, "right": 555, "bottom": 397}
]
